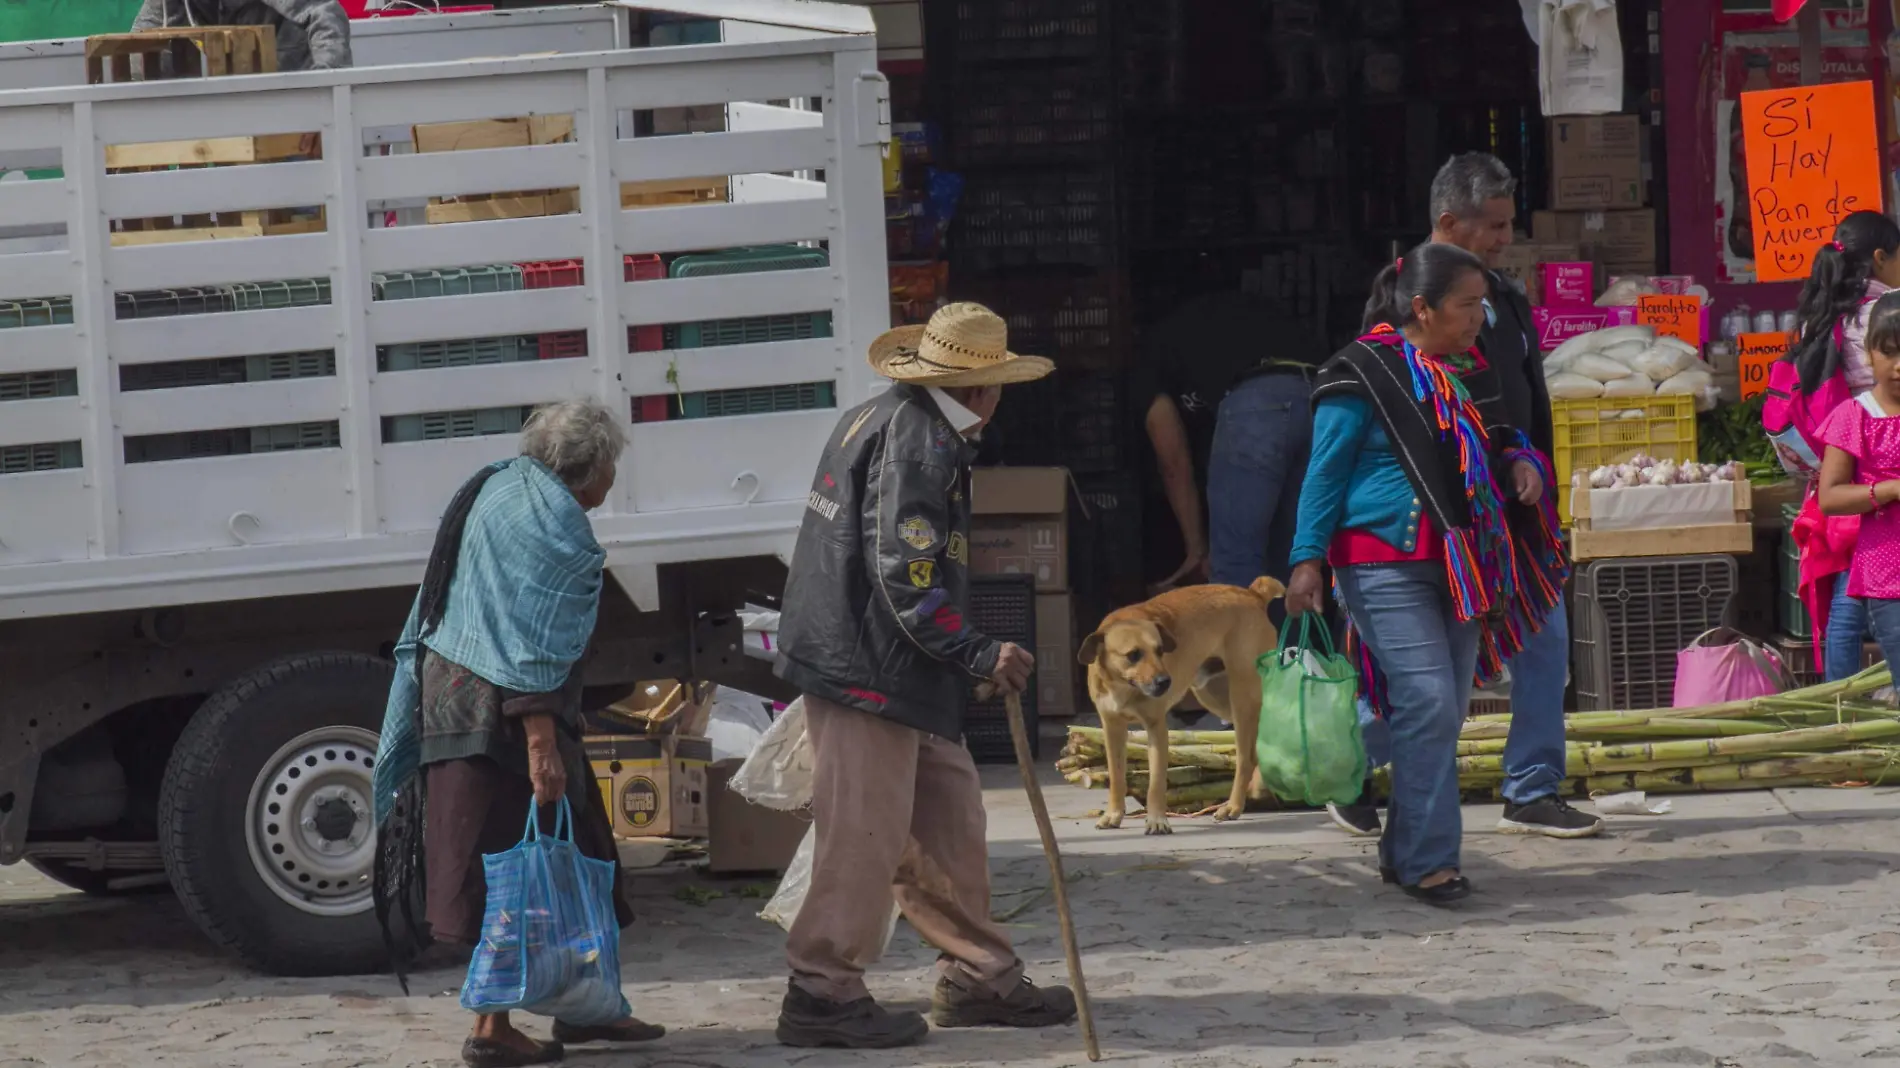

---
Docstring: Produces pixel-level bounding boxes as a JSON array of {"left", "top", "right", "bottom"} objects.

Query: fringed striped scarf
[{"left": 1331, "top": 327, "right": 1567, "bottom": 717}]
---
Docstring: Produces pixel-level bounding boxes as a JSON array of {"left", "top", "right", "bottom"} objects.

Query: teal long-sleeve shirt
[{"left": 1289, "top": 395, "right": 1429, "bottom": 566}]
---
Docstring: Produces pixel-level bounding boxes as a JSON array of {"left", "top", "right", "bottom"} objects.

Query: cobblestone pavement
[{"left": 5, "top": 777, "right": 1900, "bottom": 1068}]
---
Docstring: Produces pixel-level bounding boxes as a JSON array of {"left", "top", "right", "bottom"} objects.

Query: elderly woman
[
  {"left": 1283, "top": 242, "right": 1564, "bottom": 906},
  {"left": 371, "top": 400, "right": 661, "bottom": 1068}
]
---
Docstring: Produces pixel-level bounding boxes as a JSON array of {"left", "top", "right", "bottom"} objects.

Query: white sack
[
  {"left": 1571, "top": 353, "right": 1639, "bottom": 382},
  {"left": 1630, "top": 346, "right": 1701, "bottom": 382},
  {"left": 728, "top": 697, "right": 814, "bottom": 811},
  {"left": 1547, "top": 372, "right": 1607, "bottom": 399},
  {"left": 1600, "top": 374, "right": 1655, "bottom": 398}
]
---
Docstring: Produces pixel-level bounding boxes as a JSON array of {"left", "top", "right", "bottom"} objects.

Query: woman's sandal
[
  {"left": 551, "top": 1018, "right": 666, "bottom": 1045},
  {"left": 461, "top": 1036, "right": 563, "bottom": 1068},
  {"left": 1399, "top": 876, "right": 1472, "bottom": 906}
]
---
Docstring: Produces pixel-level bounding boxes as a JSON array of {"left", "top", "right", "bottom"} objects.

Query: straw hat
[{"left": 867, "top": 302, "right": 1054, "bottom": 387}]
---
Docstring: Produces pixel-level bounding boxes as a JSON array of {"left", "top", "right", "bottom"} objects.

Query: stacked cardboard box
[
  {"left": 1541, "top": 114, "right": 1658, "bottom": 277},
  {"left": 971, "top": 467, "right": 1080, "bottom": 719}
]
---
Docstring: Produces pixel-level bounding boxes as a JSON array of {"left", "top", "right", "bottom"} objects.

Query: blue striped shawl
[{"left": 371, "top": 457, "right": 605, "bottom": 824}]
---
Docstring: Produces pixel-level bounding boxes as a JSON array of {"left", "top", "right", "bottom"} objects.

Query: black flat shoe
[
  {"left": 1379, "top": 866, "right": 1398, "bottom": 885},
  {"left": 461, "top": 1036, "right": 563, "bottom": 1068},
  {"left": 1400, "top": 876, "right": 1472, "bottom": 906}
]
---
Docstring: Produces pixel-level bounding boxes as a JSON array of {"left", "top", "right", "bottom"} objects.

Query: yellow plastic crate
[{"left": 1552, "top": 394, "right": 1698, "bottom": 523}]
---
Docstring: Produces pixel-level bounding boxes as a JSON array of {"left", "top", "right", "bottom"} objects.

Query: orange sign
[
  {"left": 1740, "top": 79, "right": 1885, "bottom": 282},
  {"left": 1636, "top": 294, "right": 1704, "bottom": 346},
  {"left": 1736, "top": 332, "right": 1791, "bottom": 401}
]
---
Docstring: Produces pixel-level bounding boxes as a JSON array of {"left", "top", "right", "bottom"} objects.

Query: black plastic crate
[
  {"left": 953, "top": 0, "right": 1108, "bottom": 65},
  {"left": 986, "top": 366, "right": 1124, "bottom": 474},
  {"left": 965, "top": 573, "right": 1040, "bottom": 764},
  {"left": 949, "top": 73, "right": 1113, "bottom": 167},
  {"left": 956, "top": 272, "right": 1129, "bottom": 369},
  {"left": 1572, "top": 555, "right": 1739, "bottom": 711},
  {"left": 1069, "top": 470, "right": 1145, "bottom": 634},
  {"left": 950, "top": 168, "right": 1116, "bottom": 273}
]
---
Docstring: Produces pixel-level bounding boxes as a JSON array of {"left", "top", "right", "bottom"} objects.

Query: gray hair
[
  {"left": 519, "top": 399, "right": 628, "bottom": 490},
  {"left": 1429, "top": 152, "right": 1517, "bottom": 222}
]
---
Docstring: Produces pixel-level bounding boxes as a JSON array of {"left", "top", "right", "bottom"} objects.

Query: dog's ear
[
  {"left": 1077, "top": 631, "right": 1104, "bottom": 666},
  {"left": 1154, "top": 624, "right": 1178, "bottom": 655},
  {"left": 1250, "top": 576, "right": 1287, "bottom": 603}
]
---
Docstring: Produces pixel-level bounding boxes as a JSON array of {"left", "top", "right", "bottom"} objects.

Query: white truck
[{"left": 0, "top": 0, "right": 889, "bottom": 976}]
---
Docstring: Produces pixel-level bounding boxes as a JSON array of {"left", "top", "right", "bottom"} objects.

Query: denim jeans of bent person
[
  {"left": 1334, "top": 561, "right": 1480, "bottom": 885},
  {"left": 1861, "top": 597, "right": 1900, "bottom": 685},
  {"left": 1826, "top": 577, "right": 1870, "bottom": 682},
  {"left": 1208, "top": 372, "right": 1313, "bottom": 598},
  {"left": 1501, "top": 595, "right": 1569, "bottom": 805}
]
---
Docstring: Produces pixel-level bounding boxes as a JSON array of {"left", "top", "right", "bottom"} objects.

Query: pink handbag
[{"left": 1673, "top": 627, "right": 1792, "bottom": 708}]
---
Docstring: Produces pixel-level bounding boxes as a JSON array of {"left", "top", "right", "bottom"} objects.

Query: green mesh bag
[{"left": 1254, "top": 613, "right": 1365, "bottom": 806}]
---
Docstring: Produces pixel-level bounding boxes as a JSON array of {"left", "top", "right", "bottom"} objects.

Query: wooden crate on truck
[{"left": 86, "top": 25, "right": 276, "bottom": 84}]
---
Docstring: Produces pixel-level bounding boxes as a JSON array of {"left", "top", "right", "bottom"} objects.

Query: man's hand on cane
[{"left": 991, "top": 642, "right": 1036, "bottom": 696}]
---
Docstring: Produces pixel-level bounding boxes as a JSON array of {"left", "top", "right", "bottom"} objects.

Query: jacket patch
[
  {"left": 840, "top": 407, "right": 875, "bottom": 447},
  {"left": 823, "top": 472, "right": 836, "bottom": 489},
  {"left": 806, "top": 491, "right": 842, "bottom": 521},
  {"left": 946, "top": 531, "right": 968, "bottom": 565},
  {"left": 932, "top": 422, "right": 956, "bottom": 452},
  {"left": 932, "top": 606, "right": 964, "bottom": 633},
  {"left": 917, "top": 588, "right": 947, "bottom": 616},
  {"left": 908, "top": 559, "right": 936, "bottom": 588},
  {"left": 845, "top": 686, "right": 889, "bottom": 705},
  {"left": 898, "top": 515, "right": 938, "bottom": 551}
]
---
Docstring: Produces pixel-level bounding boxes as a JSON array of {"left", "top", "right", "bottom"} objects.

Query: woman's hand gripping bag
[
  {"left": 460, "top": 799, "right": 631, "bottom": 1025},
  {"left": 1672, "top": 627, "right": 1792, "bottom": 707},
  {"left": 1255, "top": 613, "right": 1365, "bottom": 806}
]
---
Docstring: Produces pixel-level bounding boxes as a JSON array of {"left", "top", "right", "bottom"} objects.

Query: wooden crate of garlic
[{"left": 1570, "top": 455, "right": 1754, "bottom": 560}]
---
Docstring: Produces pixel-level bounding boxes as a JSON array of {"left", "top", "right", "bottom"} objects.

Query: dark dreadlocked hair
[
  {"left": 1789, "top": 210, "right": 1900, "bottom": 392},
  {"left": 372, "top": 462, "right": 504, "bottom": 993}
]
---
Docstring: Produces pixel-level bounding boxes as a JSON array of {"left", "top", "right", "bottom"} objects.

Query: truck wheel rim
[{"left": 244, "top": 727, "right": 379, "bottom": 917}]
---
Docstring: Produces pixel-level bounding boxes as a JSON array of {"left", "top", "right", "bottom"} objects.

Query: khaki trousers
[{"left": 785, "top": 694, "right": 1023, "bottom": 1003}]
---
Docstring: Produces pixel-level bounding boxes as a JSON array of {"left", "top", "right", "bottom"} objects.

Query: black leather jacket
[{"left": 775, "top": 384, "right": 1002, "bottom": 740}]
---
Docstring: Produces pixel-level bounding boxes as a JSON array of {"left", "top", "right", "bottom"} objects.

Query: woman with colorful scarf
[
  {"left": 371, "top": 401, "right": 664, "bottom": 1068},
  {"left": 1283, "top": 242, "right": 1568, "bottom": 905}
]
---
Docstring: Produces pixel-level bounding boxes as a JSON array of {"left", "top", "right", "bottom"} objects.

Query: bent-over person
[
  {"left": 772, "top": 303, "right": 1078, "bottom": 1049},
  {"left": 371, "top": 401, "right": 664, "bottom": 1068}
]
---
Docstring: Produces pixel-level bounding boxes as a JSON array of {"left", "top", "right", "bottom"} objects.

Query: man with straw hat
[{"left": 772, "top": 303, "right": 1079, "bottom": 1049}]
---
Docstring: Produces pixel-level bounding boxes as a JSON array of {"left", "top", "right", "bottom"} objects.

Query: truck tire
[{"left": 158, "top": 652, "right": 392, "bottom": 976}]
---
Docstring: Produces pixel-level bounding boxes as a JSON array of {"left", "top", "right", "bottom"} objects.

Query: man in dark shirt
[
  {"left": 1427, "top": 154, "right": 1597, "bottom": 839},
  {"left": 1131, "top": 290, "right": 1326, "bottom": 595}
]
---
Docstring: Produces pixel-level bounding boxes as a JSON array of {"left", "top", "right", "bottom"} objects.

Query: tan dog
[{"left": 1078, "top": 577, "right": 1285, "bottom": 835}]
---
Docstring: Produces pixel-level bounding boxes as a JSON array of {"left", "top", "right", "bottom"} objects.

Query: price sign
[
  {"left": 1637, "top": 294, "right": 1704, "bottom": 346},
  {"left": 1740, "top": 79, "right": 1885, "bottom": 282},
  {"left": 1736, "top": 332, "right": 1790, "bottom": 401}
]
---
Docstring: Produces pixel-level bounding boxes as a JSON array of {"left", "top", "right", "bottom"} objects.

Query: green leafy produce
[{"left": 1698, "top": 393, "right": 1778, "bottom": 478}]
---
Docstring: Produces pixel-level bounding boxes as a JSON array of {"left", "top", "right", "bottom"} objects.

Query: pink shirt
[{"left": 1820, "top": 393, "right": 1900, "bottom": 598}]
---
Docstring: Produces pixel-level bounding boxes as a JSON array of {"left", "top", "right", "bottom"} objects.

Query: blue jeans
[
  {"left": 1207, "top": 373, "right": 1313, "bottom": 602},
  {"left": 1863, "top": 597, "right": 1900, "bottom": 679},
  {"left": 1501, "top": 596, "right": 1569, "bottom": 805},
  {"left": 1335, "top": 562, "right": 1480, "bottom": 886},
  {"left": 1825, "top": 576, "right": 1870, "bottom": 682}
]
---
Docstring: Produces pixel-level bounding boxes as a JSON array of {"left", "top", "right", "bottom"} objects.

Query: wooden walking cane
[{"left": 1002, "top": 688, "right": 1101, "bottom": 1061}]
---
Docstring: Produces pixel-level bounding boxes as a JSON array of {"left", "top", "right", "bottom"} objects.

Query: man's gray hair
[
  {"left": 1429, "top": 152, "right": 1518, "bottom": 222},
  {"left": 519, "top": 399, "right": 628, "bottom": 490}
]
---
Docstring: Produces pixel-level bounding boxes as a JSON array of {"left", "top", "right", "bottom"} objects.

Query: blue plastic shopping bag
[{"left": 460, "top": 798, "right": 630, "bottom": 1025}]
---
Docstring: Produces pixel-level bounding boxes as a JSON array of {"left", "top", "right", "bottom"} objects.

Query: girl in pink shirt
[{"left": 1819, "top": 291, "right": 1900, "bottom": 672}]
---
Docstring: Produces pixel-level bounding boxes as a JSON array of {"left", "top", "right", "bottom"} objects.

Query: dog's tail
[{"left": 1249, "top": 576, "right": 1287, "bottom": 604}]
